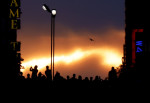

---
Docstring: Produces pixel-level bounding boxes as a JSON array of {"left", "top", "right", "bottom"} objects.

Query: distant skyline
[{"left": 18, "top": 0, "right": 125, "bottom": 79}]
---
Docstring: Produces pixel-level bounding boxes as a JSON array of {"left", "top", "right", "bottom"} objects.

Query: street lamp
[
  {"left": 42, "top": 4, "right": 56, "bottom": 80},
  {"left": 42, "top": 4, "right": 51, "bottom": 13},
  {"left": 42, "top": 4, "right": 56, "bottom": 16},
  {"left": 52, "top": 9, "right": 56, "bottom": 16}
]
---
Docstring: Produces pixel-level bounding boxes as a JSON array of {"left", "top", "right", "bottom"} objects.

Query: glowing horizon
[{"left": 21, "top": 48, "right": 122, "bottom": 75}]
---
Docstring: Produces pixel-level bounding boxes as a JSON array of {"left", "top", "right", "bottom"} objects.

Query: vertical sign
[
  {"left": 136, "top": 41, "right": 143, "bottom": 53},
  {"left": 132, "top": 29, "right": 144, "bottom": 64},
  {"left": 8, "top": 0, "right": 21, "bottom": 29}
]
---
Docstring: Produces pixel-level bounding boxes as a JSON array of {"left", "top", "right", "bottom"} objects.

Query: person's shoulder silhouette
[
  {"left": 108, "top": 67, "right": 117, "bottom": 82},
  {"left": 45, "top": 66, "right": 52, "bottom": 80}
]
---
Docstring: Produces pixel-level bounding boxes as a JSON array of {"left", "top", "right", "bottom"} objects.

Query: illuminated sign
[
  {"left": 132, "top": 29, "right": 144, "bottom": 64},
  {"left": 10, "top": 42, "right": 21, "bottom": 51},
  {"left": 136, "top": 41, "right": 143, "bottom": 53},
  {"left": 8, "top": 0, "right": 21, "bottom": 29}
]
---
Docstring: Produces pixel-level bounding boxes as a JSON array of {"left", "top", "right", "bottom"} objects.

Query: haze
[{"left": 18, "top": 0, "right": 125, "bottom": 79}]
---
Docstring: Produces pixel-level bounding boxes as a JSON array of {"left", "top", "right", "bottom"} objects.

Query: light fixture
[
  {"left": 42, "top": 4, "right": 51, "bottom": 13},
  {"left": 42, "top": 5, "right": 47, "bottom": 11},
  {"left": 52, "top": 9, "right": 56, "bottom": 16}
]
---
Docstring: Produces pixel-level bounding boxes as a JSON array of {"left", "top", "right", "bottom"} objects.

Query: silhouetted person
[
  {"left": 30, "top": 65, "right": 38, "bottom": 80},
  {"left": 54, "top": 72, "right": 64, "bottom": 81},
  {"left": 78, "top": 75, "right": 82, "bottom": 81},
  {"left": 66, "top": 75, "right": 71, "bottom": 87},
  {"left": 38, "top": 72, "right": 42, "bottom": 80},
  {"left": 18, "top": 72, "right": 25, "bottom": 80},
  {"left": 98, "top": 76, "right": 102, "bottom": 81},
  {"left": 94, "top": 76, "right": 99, "bottom": 81},
  {"left": 27, "top": 73, "right": 31, "bottom": 80},
  {"left": 67, "top": 75, "right": 70, "bottom": 80},
  {"left": 71, "top": 74, "right": 77, "bottom": 81},
  {"left": 45, "top": 66, "right": 52, "bottom": 81},
  {"left": 69, "top": 74, "right": 78, "bottom": 87},
  {"left": 90, "top": 77, "right": 93, "bottom": 82},
  {"left": 108, "top": 67, "right": 117, "bottom": 82},
  {"left": 84, "top": 77, "right": 89, "bottom": 81},
  {"left": 38, "top": 72, "right": 46, "bottom": 81}
]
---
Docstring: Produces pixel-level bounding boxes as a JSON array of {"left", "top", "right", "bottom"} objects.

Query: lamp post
[{"left": 42, "top": 4, "right": 56, "bottom": 80}]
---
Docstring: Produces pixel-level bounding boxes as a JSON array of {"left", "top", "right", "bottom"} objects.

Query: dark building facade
[
  {"left": 123, "top": 0, "right": 150, "bottom": 79},
  {"left": 0, "top": 0, "right": 23, "bottom": 80}
]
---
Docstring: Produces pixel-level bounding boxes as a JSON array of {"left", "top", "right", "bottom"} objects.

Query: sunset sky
[{"left": 18, "top": 0, "right": 125, "bottom": 79}]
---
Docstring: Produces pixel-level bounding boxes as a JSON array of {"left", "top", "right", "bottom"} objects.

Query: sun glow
[
  {"left": 21, "top": 50, "right": 85, "bottom": 72},
  {"left": 103, "top": 51, "right": 122, "bottom": 67},
  {"left": 55, "top": 50, "right": 85, "bottom": 64},
  {"left": 21, "top": 48, "right": 122, "bottom": 73}
]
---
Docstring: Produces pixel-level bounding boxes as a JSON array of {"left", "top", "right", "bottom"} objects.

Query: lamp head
[
  {"left": 52, "top": 9, "right": 56, "bottom": 16},
  {"left": 42, "top": 4, "right": 51, "bottom": 13}
]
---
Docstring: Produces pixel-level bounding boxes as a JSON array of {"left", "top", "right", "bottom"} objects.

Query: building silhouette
[
  {"left": 0, "top": 0, "right": 23, "bottom": 80},
  {"left": 123, "top": 0, "right": 150, "bottom": 80}
]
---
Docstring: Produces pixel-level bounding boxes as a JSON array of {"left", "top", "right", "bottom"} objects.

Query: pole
[
  {"left": 51, "top": 15, "right": 53, "bottom": 80},
  {"left": 51, "top": 15, "right": 55, "bottom": 81},
  {"left": 53, "top": 16, "right": 55, "bottom": 80}
]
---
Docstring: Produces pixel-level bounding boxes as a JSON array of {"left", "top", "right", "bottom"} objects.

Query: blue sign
[{"left": 136, "top": 41, "right": 143, "bottom": 53}]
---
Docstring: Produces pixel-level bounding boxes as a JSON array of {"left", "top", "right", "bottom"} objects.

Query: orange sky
[
  {"left": 16, "top": 0, "right": 125, "bottom": 79},
  {"left": 18, "top": 25, "right": 124, "bottom": 79}
]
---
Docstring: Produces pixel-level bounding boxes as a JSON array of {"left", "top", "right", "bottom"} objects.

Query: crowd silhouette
[
  {"left": 12, "top": 65, "right": 147, "bottom": 91},
  {"left": 14, "top": 65, "right": 118, "bottom": 90}
]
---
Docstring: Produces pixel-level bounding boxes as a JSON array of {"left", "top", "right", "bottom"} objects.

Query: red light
[{"left": 132, "top": 29, "right": 144, "bottom": 64}]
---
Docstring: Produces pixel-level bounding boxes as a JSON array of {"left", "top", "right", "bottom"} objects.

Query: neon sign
[
  {"left": 136, "top": 41, "right": 143, "bottom": 53},
  {"left": 132, "top": 29, "right": 144, "bottom": 64}
]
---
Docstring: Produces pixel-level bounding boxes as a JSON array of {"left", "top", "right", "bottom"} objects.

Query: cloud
[
  {"left": 18, "top": 0, "right": 125, "bottom": 79},
  {"left": 21, "top": 48, "right": 122, "bottom": 79},
  {"left": 55, "top": 25, "right": 125, "bottom": 54},
  {"left": 55, "top": 54, "right": 107, "bottom": 79},
  {"left": 18, "top": 24, "right": 124, "bottom": 78}
]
